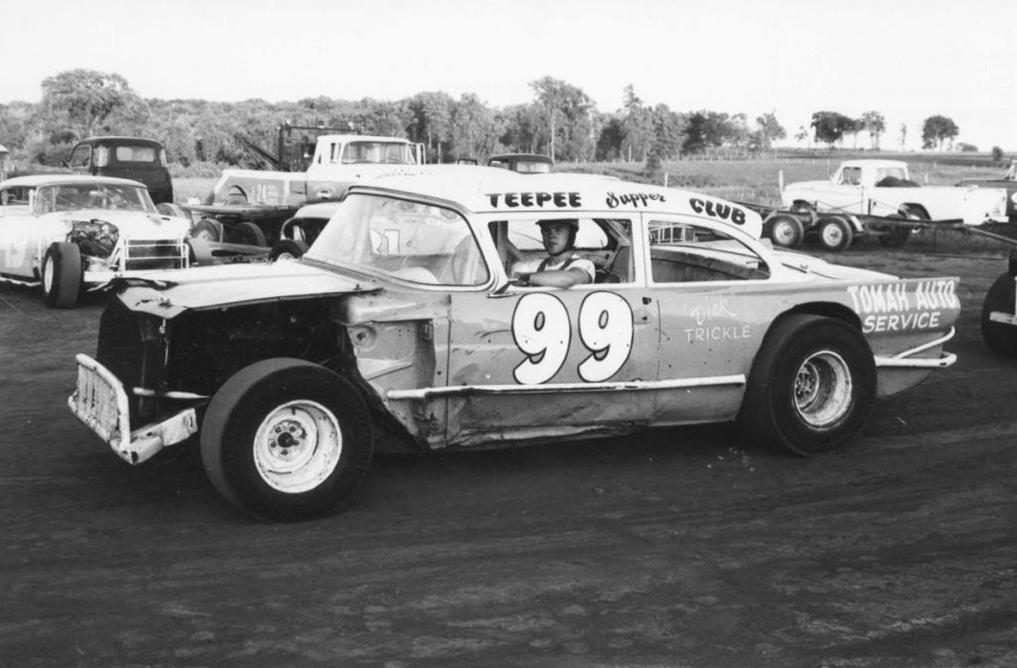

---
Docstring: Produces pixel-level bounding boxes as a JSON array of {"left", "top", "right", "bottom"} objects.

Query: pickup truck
[
  {"left": 212, "top": 134, "right": 425, "bottom": 207},
  {"left": 956, "top": 159, "right": 1017, "bottom": 223},
  {"left": 780, "top": 159, "right": 1009, "bottom": 250},
  {"left": 185, "top": 135, "right": 424, "bottom": 248}
]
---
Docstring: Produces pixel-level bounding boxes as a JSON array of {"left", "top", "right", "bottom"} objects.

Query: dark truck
[
  {"left": 67, "top": 136, "right": 174, "bottom": 204},
  {"left": 957, "top": 159, "right": 1017, "bottom": 223}
]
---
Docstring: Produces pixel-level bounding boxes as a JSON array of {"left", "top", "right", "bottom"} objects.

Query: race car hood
[
  {"left": 114, "top": 260, "right": 379, "bottom": 318},
  {"left": 57, "top": 209, "right": 192, "bottom": 238}
]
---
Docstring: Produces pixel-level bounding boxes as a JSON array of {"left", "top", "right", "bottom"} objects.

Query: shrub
[{"left": 991, "top": 146, "right": 1004, "bottom": 164}]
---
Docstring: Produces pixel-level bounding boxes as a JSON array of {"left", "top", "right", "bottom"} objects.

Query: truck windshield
[
  {"left": 305, "top": 194, "right": 489, "bottom": 286},
  {"left": 342, "top": 141, "right": 414, "bottom": 165}
]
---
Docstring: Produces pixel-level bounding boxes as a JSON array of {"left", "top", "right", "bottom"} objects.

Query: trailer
[{"left": 742, "top": 201, "right": 978, "bottom": 252}]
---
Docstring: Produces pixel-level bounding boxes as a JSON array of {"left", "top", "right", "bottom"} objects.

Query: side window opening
[
  {"left": 493, "top": 217, "right": 634, "bottom": 284},
  {"left": 648, "top": 220, "right": 769, "bottom": 283}
]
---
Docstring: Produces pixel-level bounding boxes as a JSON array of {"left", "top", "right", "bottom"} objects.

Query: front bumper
[{"left": 68, "top": 354, "right": 198, "bottom": 464}]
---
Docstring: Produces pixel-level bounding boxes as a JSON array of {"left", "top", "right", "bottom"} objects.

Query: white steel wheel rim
[
  {"left": 42, "top": 255, "right": 55, "bottom": 293},
  {"left": 822, "top": 224, "right": 844, "bottom": 247},
  {"left": 252, "top": 399, "right": 342, "bottom": 493},
  {"left": 793, "top": 350, "right": 853, "bottom": 428},
  {"left": 772, "top": 221, "right": 795, "bottom": 246},
  {"left": 276, "top": 251, "right": 296, "bottom": 261}
]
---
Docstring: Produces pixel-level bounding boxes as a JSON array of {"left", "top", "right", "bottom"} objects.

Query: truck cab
[
  {"left": 67, "top": 137, "right": 174, "bottom": 205},
  {"left": 212, "top": 135, "right": 426, "bottom": 206}
]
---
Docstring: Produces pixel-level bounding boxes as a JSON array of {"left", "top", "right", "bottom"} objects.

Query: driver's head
[{"left": 536, "top": 219, "right": 579, "bottom": 257}]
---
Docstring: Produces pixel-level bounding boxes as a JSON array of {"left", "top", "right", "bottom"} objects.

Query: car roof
[
  {"left": 351, "top": 165, "right": 762, "bottom": 232},
  {"left": 840, "top": 159, "right": 908, "bottom": 169},
  {"left": 0, "top": 174, "right": 147, "bottom": 188},
  {"left": 488, "top": 153, "right": 554, "bottom": 163},
  {"left": 74, "top": 136, "right": 164, "bottom": 147},
  {"left": 316, "top": 134, "right": 412, "bottom": 144}
]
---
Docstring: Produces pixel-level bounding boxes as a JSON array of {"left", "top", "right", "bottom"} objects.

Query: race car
[
  {"left": 0, "top": 174, "right": 192, "bottom": 307},
  {"left": 68, "top": 167, "right": 960, "bottom": 520}
]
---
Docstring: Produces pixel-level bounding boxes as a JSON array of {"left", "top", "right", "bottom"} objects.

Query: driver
[{"left": 514, "top": 219, "right": 595, "bottom": 288}]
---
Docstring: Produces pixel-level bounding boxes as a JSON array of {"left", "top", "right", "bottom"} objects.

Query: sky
[{"left": 3, "top": 0, "right": 1016, "bottom": 150}]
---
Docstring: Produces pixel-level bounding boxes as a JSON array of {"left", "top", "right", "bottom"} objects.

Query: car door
[
  {"left": 444, "top": 214, "right": 659, "bottom": 446},
  {"left": 642, "top": 214, "right": 778, "bottom": 426}
]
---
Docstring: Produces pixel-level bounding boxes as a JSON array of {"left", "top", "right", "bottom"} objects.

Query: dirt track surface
[{"left": 1, "top": 244, "right": 1016, "bottom": 667}]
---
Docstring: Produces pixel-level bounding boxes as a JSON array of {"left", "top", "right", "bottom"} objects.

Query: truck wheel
[
  {"left": 42, "top": 242, "right": 82, "bottom": 309},
  {"left": 767, "top": 214, "right": 804, "bottom": 248},
  {"left": 980, "top": 272, "right": 1017, "bottom": 357},
  {"left": 738, "top": 314, "right": 875, "bottom": 455},
  {"left": 878, "top": 227, "right": 910, "bottom": 248},
  {"left": 200, "top": 359, "right": 373, "bottom": 521},
  {"left": 190, "top": 218, "right": 222, "bottom": 242},
  {"left": 269, "top": 239, "right": 309, "bottom": 261},
  {"left": 879, "top": 206, "right": 926, "bottom": 248},
  {"left": 232, "top": 221, "right": 267, "bottom": 247},
  {"left": 817, "top": 216, "right": 853, "bottom": 251}
]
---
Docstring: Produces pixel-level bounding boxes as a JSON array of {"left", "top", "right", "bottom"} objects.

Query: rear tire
[
  {"left": 981, "top": 272, "right": 1017, "bottom": 357},
  {"left": 42, "top": 242, "right": 82, "bottom": 309},
  {"left": 739, "top": 314, "right": 875, "bottom": 455},
  {"left": 200, "top": 359, "right": 373, "bottom": 521}
]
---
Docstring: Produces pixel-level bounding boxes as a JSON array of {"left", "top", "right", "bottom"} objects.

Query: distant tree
[
  {"left": 794, "top": 125, "right": 810, "bottom": 145},
  {"left": 529, "top": 76, "right": 595, "bottom": 162},
  {"left": 898, "top": 123, "right": 908, "bottom": 150},
  {"left": 921, "top": 115, "right": 959, "bottom": 151},
  {"left": 810, "top": 111, "right": 855, "bottom": 147},
  {"left": 645, "top": 103, "right": 684, "bottom": 170},
  {"left": 595, "top": 114, "right": 624, "bottom": 161},
  {"left": 682, "top": 111, "right": 735, "bottom": 154},
  {"left": 754, "top": 111, "right": 786, "bottom": 150},
  {"left": 498, "top": 103, "right": 543, "bottom": 156},
  {"left": 40, "top": 69, "right": 146, "bottom": 139},
  {"left": 992, "top": 146, "right": 1005, "bottom": 164},
  {"left": 620, "top": 84, "right": 652, "bottom": 162},
  {"left": 449, "top": 93, "right": 500, "bottom": 159},
  {"left": 407, "top": 91, "right": 454, "bottom": 162},
  {"left": 861, "top": 110, "right": 886, "bottom": 149},
  {"left": 955, "top": 142, "right": 978, "bottom": 152}
]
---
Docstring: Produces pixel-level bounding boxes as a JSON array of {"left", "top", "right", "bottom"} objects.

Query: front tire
[
  {"left": 200, "top": 359, "right": 373, "bottom": 521},
  {"left": 42, "top": 242, "right": 82, "bottom": 309},
  {"left": 981, "top": 272, "right": 1017, "bottom": 357},
  {"left": 739, "top": 315, "right": 876, "bottom": 455}
]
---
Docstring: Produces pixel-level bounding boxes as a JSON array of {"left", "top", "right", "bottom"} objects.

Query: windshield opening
[
  {"left": 305, "top": 194, "right": 490, "bottom": 286},
  {"left": 35, "top": 183, "right": 157, "bottom": 214}
]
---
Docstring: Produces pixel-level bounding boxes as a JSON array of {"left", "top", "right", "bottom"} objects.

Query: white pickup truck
[
  {"left": 213, "top": 134, "right": 425, "bottom": 207},
  {"left": 778, "top": 159, "right": 1009, "bottom": 250}
]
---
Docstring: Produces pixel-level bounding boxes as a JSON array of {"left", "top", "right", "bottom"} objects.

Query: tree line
[{"left": 0, "top": 69, "right": 972, "bottom": 173}]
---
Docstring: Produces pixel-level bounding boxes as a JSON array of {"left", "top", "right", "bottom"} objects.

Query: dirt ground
[{"left": 1, "top": 234, "right": 1016, "bottom": 667}]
